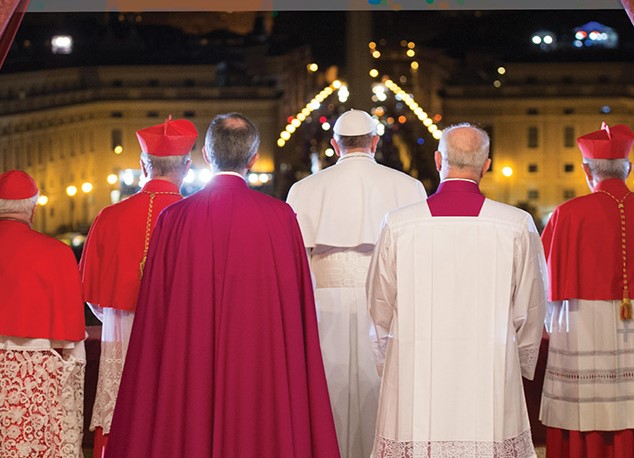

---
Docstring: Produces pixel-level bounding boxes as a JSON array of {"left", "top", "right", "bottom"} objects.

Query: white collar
[
  {"left": 337, "top": 152, "right": 376, "bottom": 164},
  {"left": 442, "top": 178, "right": 478, "bottom": 185},
  {"left": 214, "top": 171, "right": 245, "bottom": 179}
]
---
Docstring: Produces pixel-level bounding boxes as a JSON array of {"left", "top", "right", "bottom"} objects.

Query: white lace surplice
[
  {"left": 311, "top": 246, "right": 381, "bottom": 458},
  {"left": 89, "top": 305, "right": 135, "bottom": 434},
  {"left": 0, "top": 336, "right": 85, "bottom": 458},
  {"left": 540, "top": 299, "right": 634, "bottom": 431},
  {"left": 367, "top": 200, "right": 547, "bottom": 458}
]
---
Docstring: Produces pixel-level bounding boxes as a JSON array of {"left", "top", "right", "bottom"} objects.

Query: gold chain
[
  {"left": 138, "top": 190, "right": 180, "bottom": 280},
  {"left": 597, "top": 189, "right": 633, "bottom": 320}
]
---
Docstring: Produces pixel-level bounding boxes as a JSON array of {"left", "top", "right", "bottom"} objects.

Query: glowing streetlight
[
  {"left": 66, "top": 185, "right": 77, "bottom": 197},
  {"left": 81, "top": 182, "right": 93, "bottom": 193},
  {"left": 307, "top": 63, "right": 318, "bottom": 72},
  {"left": 37, "top": 195, "right": 48, "bottom": 206},
  {"left": 114, "top": 145, "right": 123, "bottom": 154},
  {"left": 369, "top": 69, "right": 379, "bottom": 78},
  {"left": 502, "top": 166, "right": 514, "bottom": 177},
  {"left": 107, "top": 174, "right": 118, "bottom": 185}
]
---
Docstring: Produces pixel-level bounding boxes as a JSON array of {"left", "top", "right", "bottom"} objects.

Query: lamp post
[
  {"left": 81, "top": 182, "right": 93, "bottom": 228},
  {"left": 66, "top": 185, "right": 77, "bottom": 230},
  {"left": 502, "top": 166, "right": 514, "bottom": 204},
  {"left": 37, "top": 195, "right": 48, "bottom": 233}
]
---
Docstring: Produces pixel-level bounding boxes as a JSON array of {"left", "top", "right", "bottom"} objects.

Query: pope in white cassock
[
  {"left": 287, "top": 109, "right": 427, "bottom": 458},
  {"left": 366, "top": 123, "right": 547, "bottom": 458}
]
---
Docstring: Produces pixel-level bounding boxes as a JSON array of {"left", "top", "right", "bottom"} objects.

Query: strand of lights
[
  {"left": 277, "top": 80, "right": 347, "bottom": 148},
  {"left": 383, "top": 80, "right": 443, "bottom": 140}
]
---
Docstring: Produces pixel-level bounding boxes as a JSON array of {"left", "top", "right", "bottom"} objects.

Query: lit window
[{"left": 528, "top": 127, "right": 539, "bottom": 148}]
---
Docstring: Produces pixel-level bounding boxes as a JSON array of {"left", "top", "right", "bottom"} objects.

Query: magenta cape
[
  {"left": 427, "top": 179, "right": 485, "bottom": 216},
  {"left": 105, "top": 175, "right": 340, "bottom": 458},
  {"left": 542, "top": 178, "right": 634, "bottom": 301}
]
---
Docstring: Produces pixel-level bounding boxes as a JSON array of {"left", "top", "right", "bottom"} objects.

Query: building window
[
  {"left": 528, "top": 163, "right": 538, "bottom": 173},
  {"left": 112, "top": 80, "right": 123, "bottom": 87},
  {"left": 564, "top": 126, "right": 575, "bottom": 148},
  {"left": 526, "top": 108, "right": 539, "bottom": 115},
  {"left": 37, "top": 141, "right": 43, "bottom": 164},
  {"left": 563, "top": 189, "right": 576, "bottom": 200},
  {"left": 564, "top": 163, "right": 574, "bottom": 173},
  {"left": 111, "top": 112, "right": 123, "bottom": 118},
  {"left": 184, "top": 111, "right": 196, "bottom": 118},
  {"left": 148, "top": 79, "right": 159, "bottom": 87},
  {"left": 184, "top": 79, "right": 195, "bottom": 87},
  {"left": 528, "top": 127, "right": 538, "bottom": 148},
  {"left": 562, "top": 76, "right": 573, "bottom": 84},
  {"left": 147, "top": 111, "right": 159, "bottom": 118},
  {"left": 527, "top": 190, "right": 539, "bottom": 200}
]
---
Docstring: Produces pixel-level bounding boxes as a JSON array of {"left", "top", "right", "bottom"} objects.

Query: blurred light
[
  {"left": 369, "top": 41, "right": 376, "bottom": 49},
  {"left": 322, "top": 122, "right": 331, "bottom": 131},
  {"left": 411, "top": 61, "right": 419, "bottom": 70},
  {"left": 502, "top": 166, "right": 513, "bottom": 177},
  {"left": 297, "top": 113, "right": 306, "bottom": 121},
  {"left": 113, "top": 145, "right": 123, "bottom": 154},
  {"left": 66, "top": 185, "right": 77, "bottom": 197},
  {"left": 497, "top": 66, "right": 506, "bottom": 75},
  {"left": 543, "top": 35, "right": 553, "bottom": 44},
  {"left": 369, "top": 69, "right": 379, "bottom": 78},
  {"left": 372, "top": 50, "right": 381, "bottom": 58},
  {"left": 319, "top": 116, "right": 327, "bottom": 123},
  {"left": 493, "top": 80, "right": 502, "bottom": 88},
  {"left": 291, "top": 119, "right": 301, "bottom": 128},
  {"left": 81, "top": 182, "right": 93, "bottom": 193},
  {"left": 307, "top": 63, "right": 318, "bottom": 72},
  {"left": 575, "top": 31, "right": 587, "bottom": 40},
  {"left": 280, "top": 131, "right": 291, "bottom": 141},
  {"left": 107, "top": 174, "right": 118, "bottom": 185},
  {"left": 184, "top": 169, "right": 195, "bottom": 184},
  {"left": 428, "top": 125, "right": 438, "bottom": 133},
  {"left": 400, "top": 40, "right": 408, "bottom": 47},
  {"left": 287, "top": 116, "right": 294, "bottom": 123},
  {"left": 433, "top": 114, "right": 442, "bottom": 122},
  {"left": 406, "top": 49, "right": 415, "bottom": 57},
  {"left": 258, "top": 173, "right": 270, "bottom": 184},
  {"left": 387, "top": 117, "right": 394, "bottom": 124},
  {"left": 333, "top": 80, "right": 342, "bottom": 89},
  {"left": 199, "top": 169, "right": 213, "bottom": 183},
  {"left": 285, "top": 124, "right": 296, "bottom": 134},
  {"left": 600, "top": 105, "right": 612, "bottom": 114},
  {"left": 51, "top": 35, "right": 73, "bottom": 54},
  {"left": 574, "top": 40, "right": 583, "bottom": 48},
  {"left": 532, "top": 35, "right": 542, "bottom": 45},
  {"left": 432, "top": 130, "right": 443, "bottom": 140},
  {"left": 398, "top": 115, "right": 407, "bottom": 124},
  {"left": 377, "top": 123, "right": 385, "bottom": 136},
  {"left": 248, "top": 174, "right": 259, "bottom": 184},
  {"left": 417, "top": 138, "right": 425, "bottom": 145},
  {"left": 37, "top": 195, "right": 48, "bottom": 206},
  {"left": 325, "top": 148, "right": 335, "bottom": 157},
  {"left": 310, "top": 100, "right": 320, "bottom": 110},
  {"left": 423, "top": 118, "right": 433, "bottom": 127},
  {"left": 399, "top": 75, "right": 407, "bottom": 83},
  {"left": 122, "top": 171, "right": 134, "bottom": 186},
  {"left": 407, "top": 41, "right": 415, "bottom": 49},
  {"left": 277, "top": 138, "right": 286, "bottom": 147}
]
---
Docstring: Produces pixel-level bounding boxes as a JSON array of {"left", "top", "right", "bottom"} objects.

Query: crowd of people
[{"left": 0, "top": 109, "right": 633, "bottom": 458}]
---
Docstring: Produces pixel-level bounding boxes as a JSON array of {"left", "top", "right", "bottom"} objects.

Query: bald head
[{"left": 436, "top": 123, "right": 490, "bottom": 182}]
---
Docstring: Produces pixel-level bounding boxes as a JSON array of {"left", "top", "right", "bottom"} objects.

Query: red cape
[
  {"left": 543, "top": 178, "right": 634, "bottom": 301},
  {"left": 79, "top": 180, "right": 182, "bottom": 311},
  {"left": 0, "top": 220, "right": 85, "bottom": 341},
  {"left": 105, "top": 175, "right": 340, "bottom": 457}
]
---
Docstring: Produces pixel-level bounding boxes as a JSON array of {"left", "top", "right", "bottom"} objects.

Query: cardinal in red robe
[
  {"left": 105, "top": 113, "right": 340, "bottom": 458},
  {"left": 540, "top": 123, "right": 634, "bottom": 457}
]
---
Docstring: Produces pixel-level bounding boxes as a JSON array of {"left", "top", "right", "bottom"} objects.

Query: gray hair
[
  {"left": 583, "top": 157, "right": 630, "bottom": 181},
  {"left": 141, "top": 152, "right": 191, "bottom": 178},
  {"left": 438, "top": 123, "right": 490, "bottom": 173},
  {"left": 333, "top": 132, "right": 376, "bottom": 152},
  {"left": 0, "top": 194, "right": 39, "bottom": 215},
  {"left": 204, "top": 113, "right": 260, "bottom": 172}
]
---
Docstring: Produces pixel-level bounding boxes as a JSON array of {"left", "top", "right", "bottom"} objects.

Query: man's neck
[
  {"left": 146, "top": 175, "right": 183, "bottom": 187},
  {"left": 341, "top": 149, "right": 373, "bottom": 157},
  {"left": 0, "top": 212, "right": 31, "bottom": 227}
]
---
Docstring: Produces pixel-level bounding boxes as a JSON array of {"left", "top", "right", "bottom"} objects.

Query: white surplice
[
  {"left": 540, "top": 299, "right": 634, "bottom": 431},
  {"left": 0, "top": 336, "right": 86, "bottom": 458},
  {"left": 287, "top": 153, "right": 427, "bottom": 458},
  {"left": 88, "top": 305, "right": 135, "bottom": 434},
  {"left": 366, "top": 199, "right": 547, "bottom": 458}
]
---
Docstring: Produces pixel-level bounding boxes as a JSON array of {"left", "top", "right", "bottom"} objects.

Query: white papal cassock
[
  {"left": 287, "top": 152, "right": 426, "bottom": 457},
  {"left": 366, "top": 199, "right": 547, "bottom": 458}
]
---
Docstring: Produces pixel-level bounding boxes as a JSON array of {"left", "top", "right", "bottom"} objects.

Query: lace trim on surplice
[
  {"left": 90, "top": 342, "right": 126, "bottom": 433},
  {"left": 373, "top": 429, "right": 535, "bottom": 458},
  {"left": 0, "top": 349, "right": 85, "bottom": 458}
]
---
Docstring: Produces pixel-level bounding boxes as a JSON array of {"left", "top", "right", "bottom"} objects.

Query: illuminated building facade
[{"left": 0, "top": 46, "right": 313, "bottom": 234}]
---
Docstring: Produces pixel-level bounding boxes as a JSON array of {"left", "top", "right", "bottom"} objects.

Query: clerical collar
[
  {"left": 441, "top": 178, "right": 478, "bottom": 185},
  {"left": 0, "top": 217, "right": 31, "bottom": 228},
  {"left": 337, "top": 152, "right": 376, "bottom": 164},
  {"left": 214, "top": 171, "right": 245, "bottom": 180}
]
